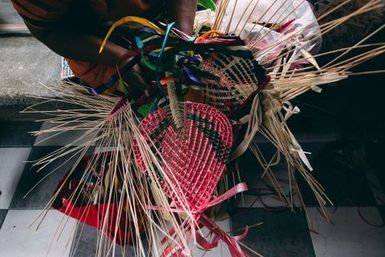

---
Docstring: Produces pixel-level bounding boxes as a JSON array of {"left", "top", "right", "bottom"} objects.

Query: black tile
[
  {"left": 237, "top": 148, "right": 264, "bottom": 180},
  {"left": 10, "top": 146, "right": 93, "bottom": 209},
  {"left": 237, "top": 139, "right": 335, "bottom": 204},
  {"left": 0, "top": 209, "right": 7, "bottom": 228},
  {"left": 244, "top": 133, "right": 339, "bottom": 181},
  {"left": 253, "top": 132, "right": 339, "bottom": 161},
  {"left": 366, "top": 138, "right": 385, "bottom": 196},
  {"left": 70, "top": 224, "right": 97, "bottom": 257},
  {"left": 0, "top": 120, "right": 41, "bottom": 147},
  {"left": 71, "top": 224, "right": 136, "bottom": 257},
  {"left": 378, "top": 206, "right": 385, "bottom": 225},
  {"left": 231, "top": 208, "right": 316, "bottom": 257},
  {"left": 237, "top": 148, "right": 288, "bottom": 190},
  {"left": 298, "top": 141, "right": 377, "bottom": 207},
  {"left": 373, "top": 168, "right": 385, "bottom": 196}
]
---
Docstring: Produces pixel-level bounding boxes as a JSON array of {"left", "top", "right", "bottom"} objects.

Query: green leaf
[{"left": 198, "top": 0, "right": 216, "bottom": 11}]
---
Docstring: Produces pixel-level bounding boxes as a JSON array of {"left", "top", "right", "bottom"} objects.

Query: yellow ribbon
[{"left": 99, "top": 16, "right": 165, "bottom": 54}]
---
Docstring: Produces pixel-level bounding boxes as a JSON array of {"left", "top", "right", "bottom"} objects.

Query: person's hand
[
  {"left": 121, "top": 64, "right": 151, "bottom": 98},
  {"left": 166, "top": 0, "right": 198, "bottom": 35}
]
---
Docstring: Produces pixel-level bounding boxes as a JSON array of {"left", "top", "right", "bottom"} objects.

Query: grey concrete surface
[
  {"left": 0, "top": 0, "right": 23, "bottom": 24},
  {"left": 0, "top": 0, "right": 28, "bottom": 33},
  {"left": 0, "top": 36, "right": 61, "bottom": 106}
]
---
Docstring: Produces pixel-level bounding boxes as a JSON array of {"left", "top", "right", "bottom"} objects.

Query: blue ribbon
[{"left": 155, "top": 22, "right": 176, "bottom": 93}]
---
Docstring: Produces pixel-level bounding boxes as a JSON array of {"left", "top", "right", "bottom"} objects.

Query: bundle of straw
[
  {"left": 22, "top": 0, "right": 385, "bottom": 256},
  {"left": 314, "top": 0, "right": 385, "bottom": 49}
]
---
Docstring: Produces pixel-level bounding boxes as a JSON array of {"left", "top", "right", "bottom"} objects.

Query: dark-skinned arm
[
  {"left": 25, "top": 0, "right": 198, "bottom": 66},
  {"left": 27, "top": 24, "right": 128, "bottom": 67},
  {"left": 166, "top": 0, "right": 198, "bottom": 35}
]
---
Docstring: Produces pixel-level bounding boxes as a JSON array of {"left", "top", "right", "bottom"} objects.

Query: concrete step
[
  {"left": 0, "top": 0, "right": 28, "bottom": 33},
  {"left": 0, "top": 36, "right": 61, "bottom": 106}
]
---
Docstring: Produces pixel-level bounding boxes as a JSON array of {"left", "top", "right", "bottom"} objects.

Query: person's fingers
[
  {"left": 166, "top": 0, "right": 198, "bottom": 35},
  {"left": 129, "top": 70, "right": 149, "bottom": 90},
  {"left": 123, "top": 68, "right": 150, "bottom": 98}
]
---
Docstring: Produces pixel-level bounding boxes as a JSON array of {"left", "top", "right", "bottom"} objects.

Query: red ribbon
[{"left": 276, "top": 19, "right": 295, "bottom": 33}]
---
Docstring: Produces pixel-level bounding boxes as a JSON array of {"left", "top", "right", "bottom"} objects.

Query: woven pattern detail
[
  {"left": 134, "top": 102, "right": 233, "bottom": 211},
  {"left": 200, "top": 53, "right": 261, "bottom": 113}
]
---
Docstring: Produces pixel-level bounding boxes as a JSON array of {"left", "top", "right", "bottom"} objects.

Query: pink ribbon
[
  {"left": 147, "top": 183, "right": 248, "bottom": 214},
  {"left": 197, "top": 214, "right": 249, "bottom": 257},
  {"left": 149, "top": 183, "right": 250, "bottom": 257},
  {"left": 195, "top": 183, "right": 250, "bottom": 257}
]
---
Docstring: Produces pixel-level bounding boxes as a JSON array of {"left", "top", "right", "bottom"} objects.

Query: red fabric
[
  {"left": 51, "top": 155, "right": 137, "bottom": 245},
  {"left": 58, "top": 200, "right": 132, "bottom": 245}
]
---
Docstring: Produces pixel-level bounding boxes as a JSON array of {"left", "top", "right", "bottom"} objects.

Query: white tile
[
  {"left": 190, "top": 219, "right": 232, "bottom": 257},
  {"left": 150, "top": 220, "right": 233, "bottom": 257},
  {"left": 0, "top": 148, "right": 31, "bottom": 209},
  {"left": 0, "top": 210, "right": 77, "bottom": 257},
  {"left": 151, "top": 219, "right": 251, "bottom": 257},
  {"left": 307, "top": 207, "right": 385, "bottom": 257},
  {"left": 34, "top": 121, "right": 95, "bottom": 147}
]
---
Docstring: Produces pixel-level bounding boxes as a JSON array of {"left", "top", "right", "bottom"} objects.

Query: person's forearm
[
  {"left": 29, "top": 26, "right": 127, "bottom": 66},
  {"left": 166, "top": 0, "right": 197, "bottom": 35}
]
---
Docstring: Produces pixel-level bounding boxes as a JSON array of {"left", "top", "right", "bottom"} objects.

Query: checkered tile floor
[{"left": 0, "top": 118, "right": 384, "bottom": 257}]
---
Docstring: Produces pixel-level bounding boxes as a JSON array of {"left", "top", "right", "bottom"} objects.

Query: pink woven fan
[
  {"left": 134, "top": 102, "right": 233, "bottom": 212},
  {"left": 134, "top": 102, "right": 249, "bottom": 257}
]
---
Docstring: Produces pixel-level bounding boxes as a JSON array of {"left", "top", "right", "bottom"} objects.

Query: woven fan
[
  {"left": 200, "top": 52, "right": 268, "bottom": 115},
  {"left": 24, "top": 84, "right": 204, "bottom": 257},
  {"left": 134, "top": 101, "right": 233, "bottom": 210},
  {"left": 133, "top": 101, "right": 248, "bottom": 257}
]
